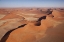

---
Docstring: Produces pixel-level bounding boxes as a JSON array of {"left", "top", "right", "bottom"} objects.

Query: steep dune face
[
  {"left": 0, "top": 13, "right": 26, "bottom": 40},
  {"left": 0, "top": 18, "right": 27, "bottom": 40},
  {"left": 5, "top": 15, "right": 64, "bottom": 42},
  {"left": 5, "top": 21, "right": 47, "bottom": 42}
]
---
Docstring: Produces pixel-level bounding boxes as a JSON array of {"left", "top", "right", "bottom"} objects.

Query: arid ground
[{"left": 0, "top": 8, "right": 64, "bottom": 42}]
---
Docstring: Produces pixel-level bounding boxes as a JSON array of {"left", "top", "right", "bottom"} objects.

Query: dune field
[{"left": 0, "top": 8, "right": 64, "bottom": 42}]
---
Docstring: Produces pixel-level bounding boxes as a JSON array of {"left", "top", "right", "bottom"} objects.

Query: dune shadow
[
  {"left": 0, "top": 24, "right": 26, "bottom": 42},
  {"left": 0, "top": 29, "right": 15, "bottom": 42},
  {"left": 18, "top": 24, "right": 26, "bottom": 28},
  {"left": 46, "top": 9, "right": 53, "bottom": 15},
  {"left": 35, "top": 21, "right": 41, "bottom": 26},
  {"left": 36, "top": 16, "right": 46, "bottom": 26},
  {"left": 38, "top": 16, "right": 46, "bottom": 21}
]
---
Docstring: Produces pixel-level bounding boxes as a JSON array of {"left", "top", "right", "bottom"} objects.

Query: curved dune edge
[{"left": 6, "top": 15, "right": 64, "bottom": 42}]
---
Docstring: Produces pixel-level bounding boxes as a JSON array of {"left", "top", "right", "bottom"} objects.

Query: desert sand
[{"left": 0, "top": 8, "right": 64, "bottom": 42}]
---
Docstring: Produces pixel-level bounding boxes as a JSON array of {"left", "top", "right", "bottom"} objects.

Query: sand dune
[
  {"left": 6, "top": 16, "right": 64, "bottom": 42},
  {"left": 0, "top": 8, "right": 64, "bottom": 42}
]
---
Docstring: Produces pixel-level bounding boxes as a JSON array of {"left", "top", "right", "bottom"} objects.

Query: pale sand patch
[
  {"left": 0, "top": 18, "right": 24, "bottom": 26},
  {"left": 0, "top": 14, "right": 6, "bottom": 19}
]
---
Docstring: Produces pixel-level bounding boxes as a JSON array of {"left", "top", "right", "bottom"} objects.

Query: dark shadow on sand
[
  {"left": 38, "top": 16, "right": 46, "bottom": 21},
  {"left": 0, "top": 24, "right": 26, "bottom": 42}
]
